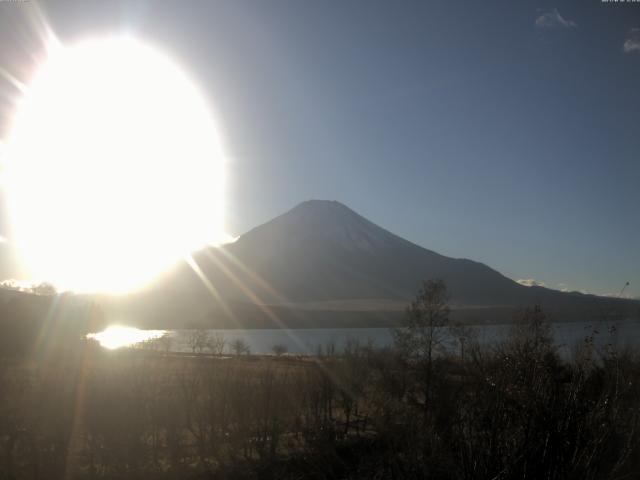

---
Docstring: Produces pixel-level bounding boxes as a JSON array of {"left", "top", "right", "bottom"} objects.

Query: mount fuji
[{"left": 106, "top": 200, "right": 638, "bottom": 328}]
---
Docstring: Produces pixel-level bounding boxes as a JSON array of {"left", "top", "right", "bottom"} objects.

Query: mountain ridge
[
  {"left": 214, "top": 199, "right": 523, "bottom": 303},
  {"left": 98, "top": 199, "right": 639, "bottom": 328}
]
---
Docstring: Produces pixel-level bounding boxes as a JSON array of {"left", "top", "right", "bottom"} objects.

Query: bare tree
[
  {"left": 271, "top": 344, "right": 288, "bottom": 357},
  {"left": 186, "top": 329, "right": 210, "bottom": 354},
  {"left": 208, "top": 332, "right": 227, "bottom": 356},
  {"left": 30, "top": 282, "right": 57, "bottom": 296},
  {"left": 393, "top": 279, "right": 450, "bottom": 410},
  {"left": 158, "top": 333, "right": 172, "bottom": 354},
  {"left": 231, "top": 338, "right": 250, "bottom": 357}
]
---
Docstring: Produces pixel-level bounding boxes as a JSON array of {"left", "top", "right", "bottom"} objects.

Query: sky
[{"left": 0, "top": 0, "right": 638, "bottom": 298}]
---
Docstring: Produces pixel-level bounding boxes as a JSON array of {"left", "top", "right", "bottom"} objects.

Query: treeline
[{"left": 1, "top": 282, "right": 640, "bottom": 479}]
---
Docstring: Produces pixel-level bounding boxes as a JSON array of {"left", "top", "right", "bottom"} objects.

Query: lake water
[{"left": 90, "top": 318, "right": 640, "bottom": 357}]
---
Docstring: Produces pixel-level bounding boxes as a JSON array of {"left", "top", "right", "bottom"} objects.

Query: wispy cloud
[
  {"left": 601, "top": 292, "right": 638, "bottom": 300},
  {"left": 0, "top": 279, "right": 36, "bottom": 292},
  {"left": 555, "top": 283, "right": 589, "bottom": 294},
  {"left": 535, "top": 9, "right": 577, "bottom": 29},
  {"left": 624, "top": 28, "right": 640, "bottom": 53},
  {"left": 517, "top": 278, "right": 546, "bottom": 288}
]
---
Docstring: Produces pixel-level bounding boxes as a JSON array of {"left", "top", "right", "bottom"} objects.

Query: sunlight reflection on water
[{"left": 87, "top": 326, "right": 166, "bottom": 349}]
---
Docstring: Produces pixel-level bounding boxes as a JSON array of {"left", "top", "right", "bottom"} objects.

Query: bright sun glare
[
  {"left": 3, "top": 37, "right": 226, "bottom": 293},
  {"left": 87, "top": 326, "right": 166, "bottom": 350}
]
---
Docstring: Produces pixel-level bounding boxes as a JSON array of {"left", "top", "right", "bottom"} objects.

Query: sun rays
[{"left": 3, "top": 36, "right": 227, "bottom": 294}]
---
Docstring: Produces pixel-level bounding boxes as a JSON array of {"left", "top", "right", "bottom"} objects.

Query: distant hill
[{"left": 112, "top": 200, "right": 639, "bottom": 328}]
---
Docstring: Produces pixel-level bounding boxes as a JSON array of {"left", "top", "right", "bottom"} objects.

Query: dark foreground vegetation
[{"left": 1, "top": 281, "right": 640, "bottom": 479}]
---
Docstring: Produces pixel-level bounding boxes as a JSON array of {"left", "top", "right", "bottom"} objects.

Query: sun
[{"left": 3, "top": 37, "right": 227, "bottom": 293}]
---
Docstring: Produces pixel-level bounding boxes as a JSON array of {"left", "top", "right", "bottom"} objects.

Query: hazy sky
[{"left": 0, "top": 0, "right": 638, "bottom": 298}]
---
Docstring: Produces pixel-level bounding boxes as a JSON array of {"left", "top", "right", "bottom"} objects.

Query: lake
[
  {"left": 171, "top": 319, "right": 639, "bottom": 357},
  {"left": 90, "top": 318, "right": 640, "bottom": 357}
]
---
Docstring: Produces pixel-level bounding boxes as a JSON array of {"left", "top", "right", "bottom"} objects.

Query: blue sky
[{"left": 0, "top": 0, "right": 638, "bottom": 297}]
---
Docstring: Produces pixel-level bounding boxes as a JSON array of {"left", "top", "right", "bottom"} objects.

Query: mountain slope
[
  {"left": 211, "top": 200, "right": 522, "bottom": 304},
  {"left": 122, "top": 200, "right": 638, "bottom": 328}
]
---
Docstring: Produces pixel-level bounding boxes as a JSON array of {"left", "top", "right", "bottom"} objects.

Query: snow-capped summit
[{"left": 246, "top": 200, "right": 399, "bottom": 253}]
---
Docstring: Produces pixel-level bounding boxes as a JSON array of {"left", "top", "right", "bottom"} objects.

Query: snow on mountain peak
[{"left": 277, "top": 200, "right": 397, "bottom": 252}]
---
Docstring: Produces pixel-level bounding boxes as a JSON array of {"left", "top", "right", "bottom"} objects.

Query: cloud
[
  {"left": 0, "top": 279, "right": 36, "bottom": 292},
  {"left": 517, "top": 278, "right": 546, "bottom": 288},
  {"left": 624, "top": 28, "right": 640, "bottom": 53},
  {"left": 602, "top": 292, "right": 635, "bottom": 299},
  {"left": 0, "top": 279, "right": 57, "bottom": 295},
  {"left": 535, "top": 9, "right": 577, "bottom": 29},
  {"left": 555, "top": 283, "right": 589, "bottom": 294}
]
